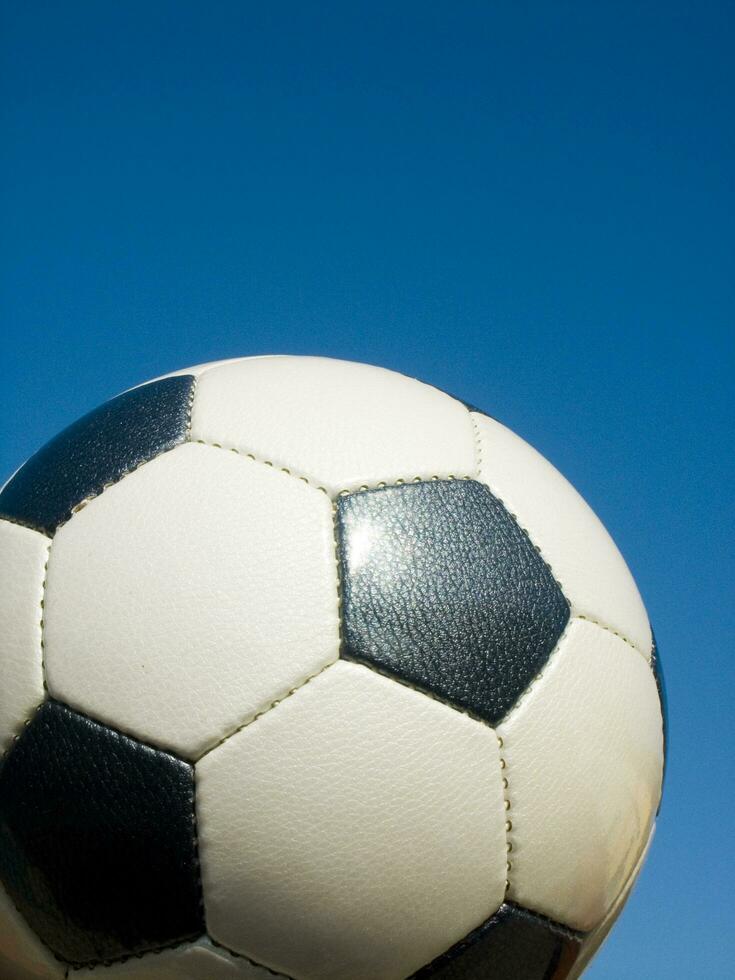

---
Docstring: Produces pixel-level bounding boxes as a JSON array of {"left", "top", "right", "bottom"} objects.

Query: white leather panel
[
  {"left": 0, "top": 883, "right": 65, "bottom": 980},
  {"left": 44, "top": 443, "right": 339, "bottom": 758},
  {"left": 568, "top": 825, "right": 656, "bottom": 979},
  {"left": 0, "top": 520, "right": 49, "bottom": 756},
  {"left": 197, "top": 660, "right": 508, "bottom": 980},
  {"left": 89, "top": 938, "right": 287, "bottom": 979},
  {"left": 472, "top": 413, "right": 651, "bottom": 656},
  {"left": 190, "top": 356, "right": 477, "bottom": 495},
  {"left": 497, "top": 618, "right": 663, "bottom": 931}
]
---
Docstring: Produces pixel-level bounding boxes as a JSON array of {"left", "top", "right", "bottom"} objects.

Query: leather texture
[
  {"left": 0, "top": 700, "right": 203, "bottom": 966},
  {"left": 411, "top": 902, "right": 582, "bottom": 980},
  {"left": 496, "top": 618, "right": 664, "bottom": 931},
  {"left": 0, "top": 520, "right": 48, "bottom": 756},
  {"left": 197, "top": 660, "right": 508, "bottom": 980},
  {"left": 0, "top": 376, "right": 194, "bottom": 536},
  {"left": 471, "top": 412, "right": 652, "bottom": 656},
  {"left": 337, "top": 479, "right": 569, "bottom": 726},
  {"left": 88, "top": 938, "right": 288, "bottom": 979},
  {"left": 43, "top": 442, "right": 339, "bottom": 759},
  {"left": 567, "top": 824, "right": 655, "bottom": 980},
  {"left": 190, "top": 356, "right": 477, "bottom": 495},
  {"left": 0, "top": 881, "right": 65, "bottom": 980}
]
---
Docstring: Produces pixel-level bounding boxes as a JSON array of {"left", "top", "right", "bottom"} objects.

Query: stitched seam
[
  {"left": 456, "top": 411, "right": 516, "bottom": 900},
  {"left": 483, "top": 483, "right": 570, "bottom": 620},
  {"left": 194, "top": 438, "right": 475, "bottom": 499},
  {"left": 332, "top": 495, "right": 346, "bottom": 656},
  {"left": 498, "top": 618, "right": 575, "bottom": 727},
  {"left": 59, "top": 443, "right": 184, "bottom": 532},
  {"left": 21, "top": 377, "right": 197, "bottom": 535},
  {"left": 336, "top": 473, "right": 474, "bottom": 495},
  {"left": 207, "top": 935, "right": 297, "bottom": 979},
  {"left": 192, "top": 439, "right": 330, "bottom": 497},
  {"left": 498, "top": 613, "right": 652, "bottom": 742},
  {"left": 497, "top": 734, "right": 513, "bottom": 895},
  {"left": 411, "top": 900, "right": 584, "bottom": 977},
  {"left": 503, "top": 901, "right": 586, "bottom": 941},
  {"left": 194, "top": 659, "right": 339, "bottom": 762},
  {"left": 65, "top": 930, "right": 296, "bottom": 975},
  {"left": 575, "top": 612, "right": 650, "bottom": 663},
  {"left": 41, "top": 697, "right": 194, "bottom": 764},
  {"left": 495, "top": 618, "right": 577, "bottom": 911},
  {"left": 0, "top": 539, "right": 51, "bottom": 768},
  {"left": 339, "top": 654, "right": 506, "bottom": 730},
  {"left": 467, "top": 427, "right": 649, "bottom": 665},
  {"left": 0, "top": 513, "right": 50, "bottom": 536},
  {"left": 66, "top": 932, "right": 203, "bottom": 971},
  {"left": 0, "top": 537, "right": 60, "bottom": 973},
  {"left": 39, "top": 538, "right": 51, "bottom": 694},
  {"left": 466, "top": 411, "right": 570, "bottom": 618},
  {"left": 468, "top": 409, "right": 483, "bottom": 480},
  {"left": 185, "top": 373, "right": 199, "bottom": 440}
]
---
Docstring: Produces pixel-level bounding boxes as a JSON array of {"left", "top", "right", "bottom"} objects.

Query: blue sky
[{"left": 1, "top": 2, "right": 733, "bottom": 976}]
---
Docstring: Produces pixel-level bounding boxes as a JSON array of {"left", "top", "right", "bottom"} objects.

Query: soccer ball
[{"left": 0, "top": 356, "right": 665, "bottom": 980}]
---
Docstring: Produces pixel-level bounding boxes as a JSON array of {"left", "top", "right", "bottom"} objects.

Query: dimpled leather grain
[
  {"left": 0, "top": 376, "right": 194, "bottom": 536},
  {"left": 337, "top": 479, "right": 570, "bottom": 726},
  {"left": 0, "top": 701, "right": 203, "bottom": 966},
  {"left": 411, "top": 903, "right": 582, "bottom": 980}
]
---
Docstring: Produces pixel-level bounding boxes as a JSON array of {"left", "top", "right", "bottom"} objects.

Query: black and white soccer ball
[{"left": 0, "top": 356, "right": 665, "bottom": 980}]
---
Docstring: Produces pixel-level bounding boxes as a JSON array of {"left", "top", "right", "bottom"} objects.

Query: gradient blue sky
[{"left": 1, "top": 3, "right": 733, "bottom": 977}]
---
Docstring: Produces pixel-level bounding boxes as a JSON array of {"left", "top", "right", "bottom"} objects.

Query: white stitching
[
  {"left": 468, "top": 409, "right": 484, "bottom": 480},
  {"left": 194, "top": 438, "right": 475, "bottom": 499},
  {"left": 497, "top": 735, "right": 513, "bottom": 894},
  {"left": 206, "top": 936, "right": 296, "bottom": 979},
  {"left": 194, "top": 660, "right": 339, "bottom": 762},
  {"left": 575, "top": 612, "right": 651, "bottom": 663}
]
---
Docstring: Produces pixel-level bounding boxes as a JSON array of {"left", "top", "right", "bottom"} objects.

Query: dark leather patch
[
  {"left": 650, "top": 631, "right": 667, "bottom": 811},
  {"left": 337, "top": 480, "right": 569, "bottom": 726},
  {"left": 411, "top": 902, "right": 583, "bottom": 979},
  {"left": 0, "top": 376, "right": 194, "bottom": 536},
  {"left": 0, "top": 701, "right": 203, "bottom": 965}
]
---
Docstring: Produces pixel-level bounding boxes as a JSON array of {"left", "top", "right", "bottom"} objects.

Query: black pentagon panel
[
  {"left": 410, "top": 903, "right": 583, "bottom": 980},
  {"left": 0, "top": 375, "right": 195, "bottom": 536},
  {"left": 0, "top": 700, "right": 203, "bottom": 966},
  {"left": 337, "top": 480, "right": 569, "bottom": 726}
]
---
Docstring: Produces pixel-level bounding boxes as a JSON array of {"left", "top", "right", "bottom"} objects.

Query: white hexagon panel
[
  {"left": 196, "top": 660, "right": 508, "bottom": 980},
  {"left": 43, "top": 442, "right": 340, "bottom": 758}
]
